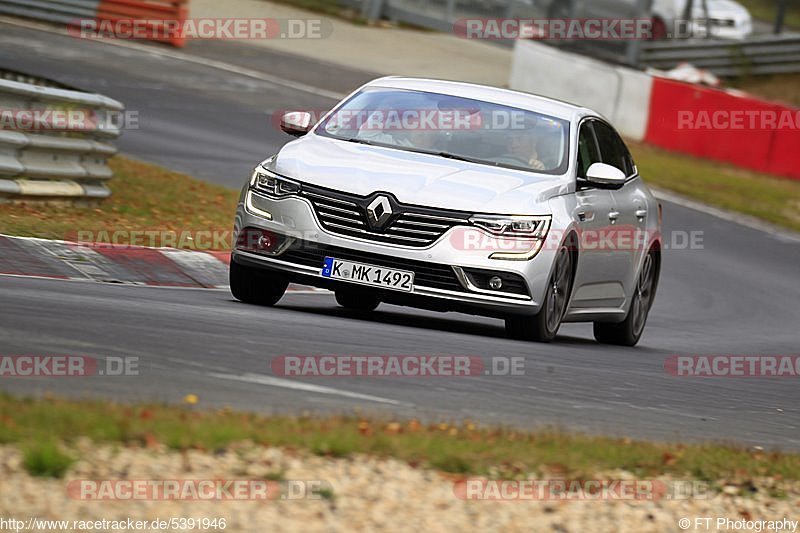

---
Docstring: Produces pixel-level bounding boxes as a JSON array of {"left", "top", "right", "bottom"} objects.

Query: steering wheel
[{"left": 494, "top": 155, "right": 530, "bottom": 166}]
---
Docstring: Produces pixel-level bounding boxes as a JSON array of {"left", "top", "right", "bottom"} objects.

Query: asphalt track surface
[{"left": 1, "top": 21, "right": 798, "bottom": 448}]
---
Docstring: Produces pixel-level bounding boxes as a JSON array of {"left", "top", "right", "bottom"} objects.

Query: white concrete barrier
[{"left": 509, "top": 40, "right": 652, "bottom": 141}]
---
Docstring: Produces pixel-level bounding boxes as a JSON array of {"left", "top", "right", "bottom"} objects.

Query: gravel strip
[{"left": 0, "top": 442, "right": 797, "bottom": 532}]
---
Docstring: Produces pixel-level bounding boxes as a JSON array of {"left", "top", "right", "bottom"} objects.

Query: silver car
[{"left": 231, "top": 77, "right": 661, "bottom": 346}]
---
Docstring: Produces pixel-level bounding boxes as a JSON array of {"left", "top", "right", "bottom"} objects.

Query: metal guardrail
[
  {"left": 640, "top": 35, "right": 800, "bottom": 76},
  {"left": 0, "top": 77, "right": 124, "bottom": 203}
]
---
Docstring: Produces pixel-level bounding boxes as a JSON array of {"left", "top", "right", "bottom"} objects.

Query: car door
[
  {"left": 569, "top": 119, "right": 626, "bottom": 309},
  {"left": 592, "top": 120, "right": 649, "bottom": 299}
]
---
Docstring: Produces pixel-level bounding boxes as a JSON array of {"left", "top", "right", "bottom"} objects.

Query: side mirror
[
  {"left": 585, "top": 163, "right": 627, "bottom": 188},
  {"left": 280, "top": 111, "right": 313, "bottom": 137}
]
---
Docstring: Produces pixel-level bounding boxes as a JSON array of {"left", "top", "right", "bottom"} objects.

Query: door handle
[
  {"left": 608, "top": 211, "right": 620, "bottom": 222},
  {"left": 635, "top": 208, "right": 648, "bottom": 219}
]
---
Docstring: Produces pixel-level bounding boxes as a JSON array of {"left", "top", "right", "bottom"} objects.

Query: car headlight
[
  {"left": 249, "top": 168, "right": 301, "bottom": 198},
  {"left": 469, "top": 215, "right": 552, "bottom": 260},
  {"left": 469, "top": 215, "right": 550, "bottom": 238}
]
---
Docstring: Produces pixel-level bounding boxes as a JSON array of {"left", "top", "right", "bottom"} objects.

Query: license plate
[{"left": 321, "top": 257, "right": 414, "bottom": 292}]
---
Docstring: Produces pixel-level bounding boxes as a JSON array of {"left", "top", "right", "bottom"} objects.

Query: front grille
[
  {"left": 279, "top": 240, "right": 465, "bottom": 292},
  {"left": 300, "top": 184, "right": 471, "bottom": 248}
]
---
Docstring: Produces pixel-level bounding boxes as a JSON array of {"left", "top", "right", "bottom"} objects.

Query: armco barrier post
[{"left": 625, "top": 0, "right": 654, "bottom": 66}]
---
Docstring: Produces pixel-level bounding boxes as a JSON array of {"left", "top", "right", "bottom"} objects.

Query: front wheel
[
  {"left": 594, "top": 250, "right": 659, "bottom": 346},
  {"left": 230, "top": 260, "right": 289, "bottom": 306},
  {"left": 505, "top": 244, "right": 574, "bottom": 343}
]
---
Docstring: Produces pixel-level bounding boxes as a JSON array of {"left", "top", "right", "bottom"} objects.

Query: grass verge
[
  {"left": 2, "top": 394, "right": 799, "bottom": 482},
  {"left": 22, "top": 441, "right": 74, "bottom": 478},
  {"left": 737, "top": 0, "right": 800, "bottom": 30},
  {"left": 729, "top": 73, "right": 800, "bottom": 108},
  {"left": 630, "top": 142, "right": 800, "bottom": 232},
  {"left": 0, "top": 157, "right": 239, "bottom": 249}
]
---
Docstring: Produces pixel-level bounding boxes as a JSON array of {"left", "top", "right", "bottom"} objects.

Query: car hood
[{"left": 268, "top": 135, "right": 570, "bottom": 214}]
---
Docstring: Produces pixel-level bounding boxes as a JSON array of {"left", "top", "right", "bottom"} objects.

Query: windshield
[{"left": 315, "top": 88, "right": 571, "bottom": 175}]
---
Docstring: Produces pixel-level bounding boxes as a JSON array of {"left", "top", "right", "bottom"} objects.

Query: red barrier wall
[
  {"left": 96, "top": 0, "right": 189, "bottom": 47},
  {"left": 645, "top": 77, "right": 800, "bottom": 181},
  {"left": 767, "top": 122, "right": 800, "bottom": 178}
]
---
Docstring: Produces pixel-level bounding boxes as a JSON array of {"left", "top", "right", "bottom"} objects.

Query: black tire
[
  {"left": 335, "top": 288, "right": 380, "bottom": 312},
  {"left": 505, "top": 243, "right": 574, "bottom": 343},
  {"left": 229, "top": 260, "right": 289, "bottom": 306},
  {"left": 594, "top": 250, "right": 659, "bottom": 346}
]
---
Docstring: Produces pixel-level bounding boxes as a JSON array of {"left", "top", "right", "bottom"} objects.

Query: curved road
[{"left": 0, "top": 20, "right": 798, "bottom": 448}]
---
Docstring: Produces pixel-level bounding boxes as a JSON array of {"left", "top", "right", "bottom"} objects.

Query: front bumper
[{"left": 233, "top": 189, "right": 558, "bottom": 317}]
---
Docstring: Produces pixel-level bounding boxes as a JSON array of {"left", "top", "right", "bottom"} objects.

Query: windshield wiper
[
  {"left": 434, "top": 151, "right": 494, "bottom": 165},
  {"left": 403, "top": 147, "right": 497, "bottom": 166},
  {"left": 337, "top": 137, "right": 378, "bottom": 146},
  {"left": 336, "top": 138, "right": 496, "bottom": 167}
]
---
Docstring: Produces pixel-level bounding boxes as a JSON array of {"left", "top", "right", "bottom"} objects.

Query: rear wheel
[
  {"left": 335, "top": 288, "right": 380, "bottom": 312},
  {"left": 594, "top": 250, "right": 659, "bottom": 346},
  {"left": 229, "top": 260, "right": 289, "bottom": 306},
  {"left": 506, "top": 244, "right": 574, "bottom": 343}
]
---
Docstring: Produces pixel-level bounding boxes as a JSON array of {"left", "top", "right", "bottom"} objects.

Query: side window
[
  {"left": 577, "top": 122, "right": 601, "bottom": 179},
  {"left": 593, "top": 121, "right": 634, "bottom": 176}
]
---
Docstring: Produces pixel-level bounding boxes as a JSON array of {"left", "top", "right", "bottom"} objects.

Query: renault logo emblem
[{"left": 366, "top": 195, "right": 393, "bottom": 229}]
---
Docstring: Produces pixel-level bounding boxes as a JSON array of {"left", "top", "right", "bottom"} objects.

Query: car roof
[{"left": 365, "top": 77, "right": 595, "bottom": 123}]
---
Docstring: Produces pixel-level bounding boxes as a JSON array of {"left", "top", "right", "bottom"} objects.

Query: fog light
[
  {"left": 257, "top": 234, "right": 273, "bottom": 250},
  {"left": 488, "top": 276, "right": 503, "bottom": 290},
  {"left": 237, "top": 227, "right": 281, "bottom": 255}
]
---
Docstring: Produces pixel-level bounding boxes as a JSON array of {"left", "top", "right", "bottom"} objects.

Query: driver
[
  {"left": 500, "top": 119, "right": 558, "bottom": 170},
  {"left": 507, "top": 131, "right": 547, "bottom": 171}
]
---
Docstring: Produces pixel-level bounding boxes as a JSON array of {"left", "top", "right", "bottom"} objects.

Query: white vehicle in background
[
  {"left": 548, "top": 0, "right": 754, "bottom": 39},
  {"left": 656, "top": 0, "right": 753, "bottom": 39}
]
